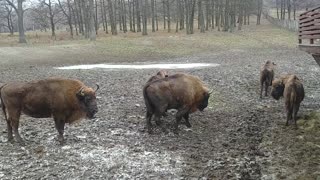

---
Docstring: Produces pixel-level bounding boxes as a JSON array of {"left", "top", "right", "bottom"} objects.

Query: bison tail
[
  {"left": 0, "top": 84, "right": 7, "bottom": 121},
  {"left": 143, "top": 84, "right": 154, "bottom": 114}
]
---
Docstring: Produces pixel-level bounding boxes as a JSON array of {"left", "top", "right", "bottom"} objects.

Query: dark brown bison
[
  {"left": 271, "top": 74, "right": 304, "bottom": 128},
  {"left": 146, "top": 70, "right": 169, "bottom": 83},
  {"left": 0, "top": 78, "right": 99, "bottom": 145},
  {"left": 143, "top": 73, "right": 211, "bottom": 133},
  {"left": 260, "top": 61, "right": 275, "bottom": 98}
]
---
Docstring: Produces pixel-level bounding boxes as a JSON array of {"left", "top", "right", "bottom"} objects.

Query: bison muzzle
[{"left": 0, "top": 78, "right": 99, "bottom": 145}]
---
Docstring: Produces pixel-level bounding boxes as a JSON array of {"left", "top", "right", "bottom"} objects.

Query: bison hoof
[
  {"left": 155, "top": 120, "right": 162, "bottom": 126},
  {"left": 147, "top": 128, "right": 153, "bottom": 134},
  {"left": 18, "top": 140, "right": 25, "bottom": 146},
  {"left": 186, "top": 123, "right": 192, "bottom": 128}
]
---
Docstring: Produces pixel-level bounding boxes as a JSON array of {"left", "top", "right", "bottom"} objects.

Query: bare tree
[
  {"left": 5, "top": 0, "right": 27, "bottom": 43},
  {"left": 89, "top": 0, "right": 95, "bottom": 40},
  {"left": 142, "top": 0, "right": 147, "bottom": 35},
  {"left": 41, "top": 0, "right": 57, "bottom": 38},
  {"left": 57, "top": 0, "right": 74, "bottom": 38},
  {"left": 0, "top": 3, "right": 15, "bottom": 35}
]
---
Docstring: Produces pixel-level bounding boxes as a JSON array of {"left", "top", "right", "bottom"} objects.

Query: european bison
[
  {"left": 143, "top": 73, "right": 211, "bottom": 133},
  {"left": 0, "top": 78, "right": 99, "bottom": 145},
  {"left": 271, "top": 74, "right": 304, "bottom": 128},
  {"left": 260, "top": 61, "right": 275, "bottom": 98},
  {"left": 146, "top": 70, "right": 169, "bottom": 83}
]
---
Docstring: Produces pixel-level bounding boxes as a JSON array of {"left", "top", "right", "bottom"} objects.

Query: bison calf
[
  {"left": 271, "top": 74, "right": 304, "bottom": 128},
  {"left": 143, "top": 73, "right": 211, "bottom": 134},
  {"left": 0, "top": 78, "right": 99, "bottom": 145},
  {"left": 146, "top": 70, "right": 169, "bottom": 83},
  {"left": 260, "top": 61, "right": 275, "bottom": 98}
]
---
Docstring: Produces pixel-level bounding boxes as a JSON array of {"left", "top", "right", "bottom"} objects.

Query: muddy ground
[{"left": 0, "top": 28, "right": 320, "bottom": 179}]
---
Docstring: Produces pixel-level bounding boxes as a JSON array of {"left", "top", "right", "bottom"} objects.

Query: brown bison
[
  {"left": 0, "top": 78, "right": 99, "bottom": 145},
  {"left": 260, "top": 61, "right": 276, "bottom": 98},
  {"left": 143, "top": 73, "right": 211, "bottom": 133},
  {"left": 146, "top": 70, "right": 169, "bottom": 83},
  {"left": 271, "top": 74, "right": 304, "bottom": 128}
]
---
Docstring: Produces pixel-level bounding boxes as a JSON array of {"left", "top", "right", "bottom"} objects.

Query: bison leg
[
  {"left": 260, "top": 81, "right": 264, "bottom": 99},
  {"left": 6, "top": 120, "right": 13, "bottom": 142},
  {"left": 8, "top": 109, "right": 23, "bottom": 145},
  {"left": 265, "top": 81, "right": 269, "bottom": 97},
  {"left": 54, "top": 118, "right": 65, "bottom": 144},
  {"left": 293, "top": 104, "right": 300, "bottom": 129},
  {"left": 174, "top": 107, "right": 190, "bottom": 134},
  {"left": 146, "top": 111, "right": 153, "bottom": 134},
  {"left": 286, "top": 108, "right": 293, "bottom": 126},
  {"left": 183, "top": 113, "right": 191, "bottom": 128}
]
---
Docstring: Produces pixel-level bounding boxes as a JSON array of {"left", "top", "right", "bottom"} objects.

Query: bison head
[
  {"left": 198, "top": 91, "right": 211, "bottom": 111},
  {"left": 271, "top": 79, "right": 284, "bottom": 100},
  {"left": 77, "top": 84, "right": 99, "bottom": 119},
  {"left": 156, "top": 70, "right": 169, "bottom": 78}
]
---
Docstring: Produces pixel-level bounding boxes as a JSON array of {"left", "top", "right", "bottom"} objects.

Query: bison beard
[
  {"left": 0, "top": 78, "right": 99, "bottom": 145},
  {"left": 143, "top": 73, "right": 211, "bottom": 134},
  {"left": 271, "top": 75, "right": 304, "bottom": 128}
]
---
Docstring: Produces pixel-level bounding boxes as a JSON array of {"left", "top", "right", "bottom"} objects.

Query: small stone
[
  {"left": 135, "top": 104, "right": 140, "bottom": 107},
  {"left": 61, "top": 146, "right": 71, "bottom": 150}
]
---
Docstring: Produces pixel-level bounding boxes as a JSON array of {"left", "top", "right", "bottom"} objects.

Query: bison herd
[{"left": 0, "top": 62, "right": 305, "bottom": 145}]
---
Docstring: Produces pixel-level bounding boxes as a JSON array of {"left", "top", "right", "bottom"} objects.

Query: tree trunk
[
  {"left": 223, "top": 0, "right": 229, "bottom": 31},
  {"left": 108, "top": 0, "right": 117, "bottom": 35},
  {"left": 155, "top": 0, "right": 159, "bottom": 30},
  {"left": 151, "top": 0, "right": 155, "bottom": 32},
  {"left": 128, "top": 0, "right": 133, "bottom": 32},
  {"left": 199, "top": 0, "right": 205, "bottom": 33},
  {"left": 136, "top": 0, "right": 141, "bottom": 32},
  {"left": 122, "top": 0, "right": 127, "bottom": 33},
  {"left": 167, "top": 0, "right": 170, "bottom": 32},
  {"left": 287, "top": 0, "right": 291, "bottom": 20},
  {"left": 12, "top": 0, "right": 27, "bottom": 43},
  {"left": 293, "top": 0, "right": 296, "bottom": 20},
  {"left": 276, "top": 0, "right": 279, "bottom": 19},
  {"left": 89, "top": 0, "right": 96, "bottom": 40},
  {"left": 132, "top": 0, "right": 136, "bottom": 32},
  {"left": 94, "top": 0, "right": 98, "bottom": 34},
  {"left": 142, "top": 0, "right": 148, "bottom": 35},
  {"left": 163, "top": 0, "right": 166, "bottom": 29}
]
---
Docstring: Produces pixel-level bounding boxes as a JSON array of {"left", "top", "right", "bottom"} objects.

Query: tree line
[{"left": 1, "top": 0, "right": 264, "bottom": 43}]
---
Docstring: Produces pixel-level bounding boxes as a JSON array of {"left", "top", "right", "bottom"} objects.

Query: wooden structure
[{"left": 298, "top": 6, "right": 320, "bottom": 65}]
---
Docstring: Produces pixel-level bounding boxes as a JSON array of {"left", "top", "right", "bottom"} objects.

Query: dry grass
[{"left": 0, "top": 18, "right": 296, "bottom": 66}]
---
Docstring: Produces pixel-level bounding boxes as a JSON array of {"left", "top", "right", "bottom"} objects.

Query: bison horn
[
  {"left": 78, "top": 87, "right": 85, "bottom": 96},
  {"left": 95, "top": 84, "right": 100, "bottom": 92}
]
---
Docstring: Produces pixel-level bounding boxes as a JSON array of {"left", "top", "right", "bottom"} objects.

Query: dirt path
[{"left": 0, "top": 21, "right": 320, "bottom": 179}]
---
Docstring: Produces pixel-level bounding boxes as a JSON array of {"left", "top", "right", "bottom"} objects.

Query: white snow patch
[
  {"left": 77, "top": 145, "right": 184, "bottom": 178},
  {"left": 55, "top": 63, "right": 220, "bottom": 70}
]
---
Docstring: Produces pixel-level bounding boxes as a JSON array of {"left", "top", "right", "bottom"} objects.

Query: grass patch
[{"left": 0, "top": 20, "right": 297, "bottom": 66}]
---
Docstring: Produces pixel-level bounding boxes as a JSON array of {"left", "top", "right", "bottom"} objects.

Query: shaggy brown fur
[
  {"left": 143, "top": 73, "right": 211, "bottom": 133},
  {"left": 271, "top": 74, "right": 304, "bottom": 128},
  {"left": 0, "top": 78, "right": 99, "bottom": 145},
  {"left": 260, "top": 61, "right": 275, "bottom": 98},
  {"left": 146, "top": 70, "right": 169, "bottom": 83}
]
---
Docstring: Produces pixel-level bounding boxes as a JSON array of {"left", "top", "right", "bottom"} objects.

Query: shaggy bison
[
  {"left": 271, "top": 74, "right": 304, "bottom": 128},
  {"left": 143, "top": 73, "right": 211, "bottom": 133},
  {"left": 260, "top": 61, "right": 276, "bottom": 98},
  {"left": 146, "top": 70, "right": 169, "bottom": 83},
  {"left": 0, "top": 78, "right": 99, "bottom": 145}
]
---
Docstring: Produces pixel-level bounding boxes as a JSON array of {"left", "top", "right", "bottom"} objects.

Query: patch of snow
[{"left": 55, "top": 63, "right": 220, "bottom": 70}]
